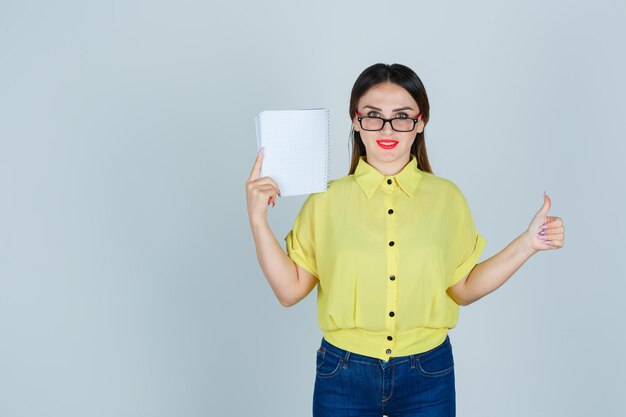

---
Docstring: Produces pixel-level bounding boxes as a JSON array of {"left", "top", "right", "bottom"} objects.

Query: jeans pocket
[
  {"left": 316, "top": 348, "right": 343, "bottom": 378},
  {"left": 415, "top": 344, "right": 454, "bottom": 378}
]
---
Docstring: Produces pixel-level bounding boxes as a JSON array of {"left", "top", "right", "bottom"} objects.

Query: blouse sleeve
[
  {"left": 448, "top": 185, "right": 487, "bottom": 287},
  {"left": 284, "top": 194, "right": 319, "bottom": 278}
]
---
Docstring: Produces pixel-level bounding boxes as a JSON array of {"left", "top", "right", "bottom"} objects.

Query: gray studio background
[{"left": 1, "top": 1, "right": 624, "bottom": 416}]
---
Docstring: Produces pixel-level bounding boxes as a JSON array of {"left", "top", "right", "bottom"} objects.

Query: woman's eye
[
  {"left": 367, "top": 111, "right": 380, "bottom": 117},
  {"left": 395, "top": 113, "right": 408, "bottom": 118}
]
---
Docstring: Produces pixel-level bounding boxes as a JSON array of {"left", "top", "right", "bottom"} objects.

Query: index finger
[
  {"left": 544, "top": 216, "right": 561, "bottom": 225},
  {"left": 248, "top": 148, "right": 264, "bottom": 181}
]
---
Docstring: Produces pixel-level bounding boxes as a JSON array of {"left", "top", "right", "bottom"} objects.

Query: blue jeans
[{"left": 313, "top": 335, "right": 455, "bottom": 417}]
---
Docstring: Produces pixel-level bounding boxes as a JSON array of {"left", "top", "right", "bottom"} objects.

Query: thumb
[{"left": 536, "top": 191, "right": 551, "bottom": 217}]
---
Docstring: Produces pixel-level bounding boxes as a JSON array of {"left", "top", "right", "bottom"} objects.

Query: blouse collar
[{"left": 354, "top": 154, "right": 423, "bottom": 199}]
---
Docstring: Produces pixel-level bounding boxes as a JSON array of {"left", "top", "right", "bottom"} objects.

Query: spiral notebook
[{"left": 255, "top": 108, "right": 329, "bottom": 197}]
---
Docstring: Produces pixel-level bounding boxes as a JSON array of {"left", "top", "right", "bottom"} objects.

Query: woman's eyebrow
[{"left": 363, "top": 105, "right": 415, "bottom": 112}]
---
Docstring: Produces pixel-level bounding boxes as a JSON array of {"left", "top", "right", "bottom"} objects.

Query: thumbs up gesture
[{"left": 526, "top": 192, "right": 565, "bottom": 252}]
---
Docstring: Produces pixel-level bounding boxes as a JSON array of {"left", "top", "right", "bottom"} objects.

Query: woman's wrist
[
  {"left": 249, "top": 214, "right": 269, "bottom": 230},
  {"left": 520, "top": 230, "right": 539, "bottom": 258}
]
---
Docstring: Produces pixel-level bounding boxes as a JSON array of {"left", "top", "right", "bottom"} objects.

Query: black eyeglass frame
[{"left": 355, "top": 113, "right": 422, "bottom": 132}]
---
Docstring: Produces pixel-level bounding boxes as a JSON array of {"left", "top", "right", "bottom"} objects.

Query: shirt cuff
[
  {"left": 449, "top": 234, "right": 486, "bottom": 287},
  {"left": 284, "top": 231, "right": 318, "bottom": 278}
]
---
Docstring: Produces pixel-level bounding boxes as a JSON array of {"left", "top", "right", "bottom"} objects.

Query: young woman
[{"left": 245, "top": 63, "right": 565, "bottom": 417}]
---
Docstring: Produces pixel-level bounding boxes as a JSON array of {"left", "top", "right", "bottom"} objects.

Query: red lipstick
[{"left": 376, "top": 140, "right": 399, "bottom": 150}]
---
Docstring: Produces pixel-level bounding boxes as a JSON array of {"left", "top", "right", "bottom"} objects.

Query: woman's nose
[{"left": 381, "top": 121, "right": 394, "bottom": 134}]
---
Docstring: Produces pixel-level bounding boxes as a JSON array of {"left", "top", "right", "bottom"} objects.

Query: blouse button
[
  {"left": 389, "top": 275, "right": 396, "bottom": 281},
  {"left": 389, "top": 241, "right": 395, "bottom": 246},
  {"left": 387, "top": 179, "right": 392, "bottom": 185},
  {"left": 389, "top": 311, "right": 395, "bottom": 317},
  {"left": 388, "top": 209, "right": 394, "bottom": 214},
  {"left": 387, "top": 336, "right": 393, "bottom": 341},
  {"left": 386, "top": 349, "right": 392, "bottom": 355}
]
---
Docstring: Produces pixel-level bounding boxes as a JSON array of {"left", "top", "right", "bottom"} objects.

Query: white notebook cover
[{"left": 255, "top": 108, "right": 329, "bottom": 197}]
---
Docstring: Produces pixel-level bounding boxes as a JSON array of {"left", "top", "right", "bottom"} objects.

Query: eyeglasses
[{"left": 356, "top": 112, "right": 422, "bottom": 132}]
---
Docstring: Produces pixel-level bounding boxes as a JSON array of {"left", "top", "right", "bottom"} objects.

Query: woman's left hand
[{"left": 526, "top": 192, "right": 565, "bottom": 252}]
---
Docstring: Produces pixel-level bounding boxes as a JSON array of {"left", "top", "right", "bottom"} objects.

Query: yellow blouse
[{"left": 284, "top": 155, "right": 486, "bottom": 361}]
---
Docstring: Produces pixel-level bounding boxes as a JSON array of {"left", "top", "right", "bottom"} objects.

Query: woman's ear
[
  {"left": 416, "top": 117, "right": 425, "bottom": 134},
  {"left": 352, "top": 115, "right": 360, "bottom": 132}
]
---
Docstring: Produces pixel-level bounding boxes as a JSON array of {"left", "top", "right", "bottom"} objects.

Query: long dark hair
[{"left": 348, "top": 63, "right": 433, "bottom": 175}]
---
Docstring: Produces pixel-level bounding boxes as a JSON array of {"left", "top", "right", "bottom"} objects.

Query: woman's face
[{"left": 353, "top": 82, "right": 424, "bottom": 173}]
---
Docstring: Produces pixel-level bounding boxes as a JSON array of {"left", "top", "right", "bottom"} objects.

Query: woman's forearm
[
  {"left": 249, "top": 217, "right": 300, "bottom": 306},
  {"left": 449, "top": 193, "right": 564, "bottom": 306},
  {"left": 460, "top": 231, "right": 538, "bottom": 305}
]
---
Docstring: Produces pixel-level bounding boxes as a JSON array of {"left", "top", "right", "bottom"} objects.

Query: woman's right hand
[{"left": 245, "top": 148, "right": 281, "bottom": 225}]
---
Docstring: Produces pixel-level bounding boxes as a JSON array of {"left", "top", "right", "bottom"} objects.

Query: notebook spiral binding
[{"left": 323, "top": 108, "right": 329, "bottom": 190}]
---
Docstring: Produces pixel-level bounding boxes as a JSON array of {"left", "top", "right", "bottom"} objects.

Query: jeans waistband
[{"left": 320, "top": 334, "right": 451, "bottom": 365}]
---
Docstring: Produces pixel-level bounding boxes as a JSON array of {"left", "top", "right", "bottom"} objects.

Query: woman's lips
[{"left": 376, "top": 140, "right": 399, "bottom": 150}]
